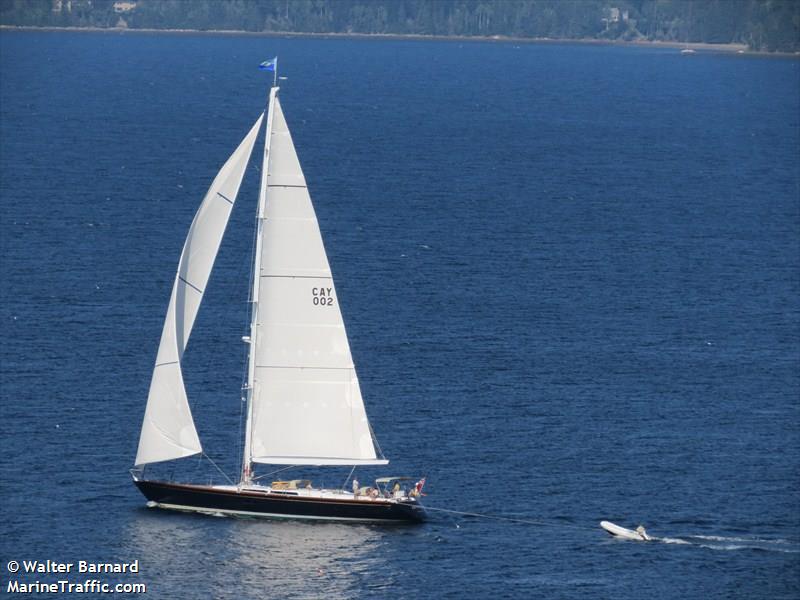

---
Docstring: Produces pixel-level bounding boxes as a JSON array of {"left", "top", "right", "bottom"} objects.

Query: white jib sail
[
  {"left": 135, "top": 114, "right": 264, "bottom": 467},
  {"left": 248, "top": 97, "right": 387, "bottom": 466}
]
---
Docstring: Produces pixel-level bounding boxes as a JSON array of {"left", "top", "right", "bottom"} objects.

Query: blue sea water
[{"left": 1, "top": 30, "right": 799, "bottom": 599}]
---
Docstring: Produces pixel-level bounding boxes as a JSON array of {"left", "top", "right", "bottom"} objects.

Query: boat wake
[
  {"left": 647, "top": 534, "right": 800, "bottom": 552},
  {"left": 655, "top": 537, "right": 691, "bottom": 545},
  {"left": 690, "top": 534, "right": 795, "bottom": 544},
  {"left": 606, "top": 534, "right": 799, "bottom": 553},
  {"left": 680, "top": 535, "right": 800, "bottom": 553}
]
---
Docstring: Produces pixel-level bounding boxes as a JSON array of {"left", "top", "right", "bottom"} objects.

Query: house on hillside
[{"left": 113, "top": 1, "right": 137, "bottom": 13}]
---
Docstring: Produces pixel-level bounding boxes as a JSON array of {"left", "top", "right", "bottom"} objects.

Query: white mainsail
[
  {"left": 246, "top": 96, "right": 387, "bottom": 466},
  {"left": 135, "top": 115, "right": 264, "bottom": 467}
]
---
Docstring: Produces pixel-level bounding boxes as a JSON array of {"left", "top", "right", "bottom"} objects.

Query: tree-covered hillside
[{"left": 2, "top": 0, "right": 798, "bottom": 52}]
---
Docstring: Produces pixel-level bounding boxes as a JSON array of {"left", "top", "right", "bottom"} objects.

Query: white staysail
[
  {"left": 135, "top": 114, "right": 264, "bottom": 467},
  {"left": 247, "top": 97, "right": 387, "bottom": 466}
]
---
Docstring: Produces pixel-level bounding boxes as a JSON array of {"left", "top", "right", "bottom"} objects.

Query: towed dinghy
[{"left": 601, "top": 521, "right": 653, "bottom": 541}]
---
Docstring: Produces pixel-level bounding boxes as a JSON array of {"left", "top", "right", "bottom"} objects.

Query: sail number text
[{"left": 312, "top": 287, "right": 334, "bottom": 306}]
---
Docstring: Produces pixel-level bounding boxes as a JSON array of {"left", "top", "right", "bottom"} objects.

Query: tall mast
[{"left": 241, "top": 83, "right": 279, "bottom": 485}]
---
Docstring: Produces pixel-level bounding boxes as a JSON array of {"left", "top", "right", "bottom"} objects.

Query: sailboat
[{"left": 131, "top": 67, "right": 426, "bottom": 524}]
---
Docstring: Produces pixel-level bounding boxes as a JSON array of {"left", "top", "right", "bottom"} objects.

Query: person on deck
[{"left": 352, "top": 478, "right": 359, "bottom": 497}]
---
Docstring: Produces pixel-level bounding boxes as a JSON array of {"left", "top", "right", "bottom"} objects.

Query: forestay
[
  {"left": 248, "top": 97, "right": 387, "bottom": 466},
  {"left": 135, "top": 115, "right": 264, "bottom": 466}
]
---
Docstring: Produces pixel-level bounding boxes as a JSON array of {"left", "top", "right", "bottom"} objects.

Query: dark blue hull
[{"left": 134, "top": 479, "right": 426, "bottom": 523}]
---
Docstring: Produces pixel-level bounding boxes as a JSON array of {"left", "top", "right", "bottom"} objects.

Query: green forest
[{"left": 2, "top": 0, "right": 798, "bottom": 52}]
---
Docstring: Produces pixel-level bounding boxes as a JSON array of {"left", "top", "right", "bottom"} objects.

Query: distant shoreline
[{"left": 2, "top": 24, "right": 797, "bottom": 58}]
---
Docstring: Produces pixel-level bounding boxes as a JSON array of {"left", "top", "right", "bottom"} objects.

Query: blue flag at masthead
[{"left": 259, "top": 58, "right": 277, "bottom": 72}]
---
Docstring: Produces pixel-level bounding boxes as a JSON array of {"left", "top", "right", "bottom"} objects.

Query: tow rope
[{"left": 423, "top": 506, "right": 590, "bottom": 530}]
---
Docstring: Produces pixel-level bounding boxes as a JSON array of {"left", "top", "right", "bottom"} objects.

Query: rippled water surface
[{"left": 1, "top": 31, "right": 798, "bottom": 598}]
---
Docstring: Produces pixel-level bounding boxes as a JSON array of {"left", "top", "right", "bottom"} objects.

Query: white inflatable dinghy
[{"left": 600, "top": 521, "right": 653, "bottom": 541}]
